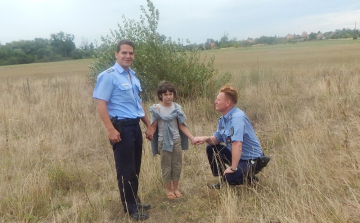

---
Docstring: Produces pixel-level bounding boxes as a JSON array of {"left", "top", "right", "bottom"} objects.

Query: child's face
[{"left": 161, "top": 90, "right": 174, "bottom": 105}]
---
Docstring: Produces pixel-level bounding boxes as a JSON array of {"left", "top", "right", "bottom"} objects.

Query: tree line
[
  {"left": 0, "top": 31, "right": 96, "bottom": 66},
  {"left": 1, "top": 25, "right": 358, "bottom": 66},
  {"left": 202, "top": 28, "right": 359, "bottom": 49}
]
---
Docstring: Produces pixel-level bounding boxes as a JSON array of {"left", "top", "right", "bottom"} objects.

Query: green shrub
[{"left": 88, "top": 0, "right": 229, "bottom": 100}]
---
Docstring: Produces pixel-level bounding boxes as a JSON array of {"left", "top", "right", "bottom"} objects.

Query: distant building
[
  {"left": 247, "top": 38, "right": 255, "bottom": 43},
  {"left": 285, "top": 34, "right": 294, "bottom": 39},
  {"left": 316, "top": 33, "right": 324, "bottom": 40},
  {"left": 327, "top": 32, "right": 335, "bottom": 38},
  {"left": 301, "top": 31, "right": 308, "bottom": 40}
]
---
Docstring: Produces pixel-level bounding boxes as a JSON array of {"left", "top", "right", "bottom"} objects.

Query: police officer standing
[
  {"left": 193, "top": 85, "right": 269, "bottom": 188},
  {"left": 93, "top": 39, "right": 152, "bottom": 221}
]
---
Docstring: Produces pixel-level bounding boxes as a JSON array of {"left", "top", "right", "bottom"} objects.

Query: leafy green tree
[
  {"left": 78, "top": 38, "right": 96, "bottom": 58},
  {"left": 256, "top": 36, "right": 277, "bottom": 45},
  {"left": 0, "top": 41, "right": 33, "bottom": 64},
  {"left": 309, "top": 32, "right": 317, "bottom": 40},
  {"left": 50, "top": 31, "right": 76, "bottom": 57},
  {"left": 219, "top": 33, "right": 229, "bottom": 48},
  {"left": 70, "top": 48, "right": 84, "bottom": 59},
  {"left": 89, "top": 0, "right": 229, "bottom": 100},
  {"left": 32, "top": 38, "right": 53, "bottom": 61}
]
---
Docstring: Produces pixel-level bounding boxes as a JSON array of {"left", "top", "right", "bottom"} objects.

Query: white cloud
[{"left": 0, "top": 0, "right": 359, "bottom": 46}]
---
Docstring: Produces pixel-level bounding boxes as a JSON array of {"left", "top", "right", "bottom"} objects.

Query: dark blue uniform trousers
[
  {"left": 206, "top": 144, "right": 256, "bottom": 185},
  {"left": 112, "top": 123, "right": 143, "bottom": 214}
]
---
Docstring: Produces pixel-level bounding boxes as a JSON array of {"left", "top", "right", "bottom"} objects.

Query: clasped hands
[
  {"left": 145, "top": 128, "right": 153, "bottom": 141},
  {"left": 190, "top": 136, "right": 208, "bottom": 145}
]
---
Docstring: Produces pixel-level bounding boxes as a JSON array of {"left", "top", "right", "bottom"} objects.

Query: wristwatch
[{"left": 230, "top": 166, "right": 238, "bottom": 172}]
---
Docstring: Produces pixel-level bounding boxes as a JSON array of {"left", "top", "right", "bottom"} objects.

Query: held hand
[
  {"left": 145, "top": 127, "right": 153, "bottom": 141},
  {"left": 146, "top": 134, "right": 153, "bottom": 141},
  {"left": 192, "top": 136, "right": 206, "bottom": 145},
  {"left": 191, "top": 137, "right": 200, "bottom": 145},
  {"left": 108, "top": 128, "right": 121, "bottom": 143},
  {"left": 223, "top": 167, "right": 236, "bottom": 176}
]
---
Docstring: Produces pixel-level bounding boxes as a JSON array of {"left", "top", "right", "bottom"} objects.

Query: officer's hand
[
  {"left": 108, "top": 128, "right": 121, "bottom": 143},
  {"left": 145, "top": 128, "right": 153, "bottom": 141},
  {"left": 223, "top": 167, "right": 235, "bottom": 176},
  {"left": 146, "top": 134, "right": 152, "bottom": 141},
  {"left": 192, "top": 137, "right": 206, "bottom": 145}
]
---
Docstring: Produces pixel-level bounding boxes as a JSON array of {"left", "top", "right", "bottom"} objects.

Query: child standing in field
[{"left": 150, "top": 81, "right": 196, "bottom": 199}]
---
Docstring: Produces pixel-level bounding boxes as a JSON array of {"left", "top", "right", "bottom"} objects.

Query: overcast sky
[{"left": 1, "top": 0, "right": 359, "bottom": 47}]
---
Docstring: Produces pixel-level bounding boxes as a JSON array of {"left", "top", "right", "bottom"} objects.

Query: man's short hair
[
  {"left": 219, "top": 85, "right": 238, "bottom": 104},
  {"left": 116, "top": 39, "right": 135, "bottom": 52},
  {"left": 157, "top": 81, "right": 176, "bottom": 101}
]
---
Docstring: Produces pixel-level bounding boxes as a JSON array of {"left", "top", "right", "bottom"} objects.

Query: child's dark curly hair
[{"left": 156, "top": 81, "right": 176, "bottom": 101}]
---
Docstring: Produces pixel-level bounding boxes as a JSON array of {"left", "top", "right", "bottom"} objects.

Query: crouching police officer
[
  {"left": 93, "top": 39, "right": 152, "bottom": 221},
  {"left": 193, "top": 85, "right": 270, "bottom": 188}
]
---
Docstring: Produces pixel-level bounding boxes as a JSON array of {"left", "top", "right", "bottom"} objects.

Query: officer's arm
[
  {"left": 191, "top": 135, "right": 218, "bottom": 145},
  {"left": 223, "top": 141, "right": 242, "bottom": 175},
  {"left": 149, "top": 119, "right": 158, "bottom": 137},
  {"left": 205, "top": 136, "right": 219, "bottom": 145},
  {"left": 97, "top": 99, "right": 120, "bottom": 142},
  {"left": 230, "top": 141, "right": 242, "bottom": 169},
  {"left": 141, "top": 102, "right": 153, "bottom": 140},
  {"left": 140, "top": 102, "right": 151, "bottom": 127}
]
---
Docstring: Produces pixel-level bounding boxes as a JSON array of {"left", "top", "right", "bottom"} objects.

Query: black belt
[{"left": 111, "top": 117, "right": 140, "bottom": 126}]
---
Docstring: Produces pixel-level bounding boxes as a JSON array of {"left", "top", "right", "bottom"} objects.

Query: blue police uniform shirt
[
  {"left": 93, "top": 62, "right": 145, "bottom": 119},
  {"left": 213, "top": 107, "right": 263, "bottom": 160}
]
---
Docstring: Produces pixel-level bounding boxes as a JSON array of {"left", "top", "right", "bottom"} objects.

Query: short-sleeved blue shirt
[
  {"left": 213, "top": 107, "right": 263, "bottom": 160},
  {"left": 93, "top": 62, "right": 144, "bottom": 119}
]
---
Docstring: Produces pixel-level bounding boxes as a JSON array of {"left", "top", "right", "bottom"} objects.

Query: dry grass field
[{"left": 1, "top": 39, "right": 359, "bottom": 223}]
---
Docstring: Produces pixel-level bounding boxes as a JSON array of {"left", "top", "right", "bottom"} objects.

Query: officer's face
[
  {"left": 215, "top": 92, "right": 229, "bottom": 113},
  {"left": 115, "top": 44, "right": 134, "bottom": 70}
]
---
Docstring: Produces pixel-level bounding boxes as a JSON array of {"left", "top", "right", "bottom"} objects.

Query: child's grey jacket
[{"left": 150, "top": 102, "right": 189, "bottom": 157}]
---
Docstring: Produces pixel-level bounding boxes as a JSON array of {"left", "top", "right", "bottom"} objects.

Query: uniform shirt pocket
[
  {"left": 112, "top": 80, "right": 133, "bottom": 102},
  {"left": 221, "top": 129, "right": 232, "bottom": 145}
]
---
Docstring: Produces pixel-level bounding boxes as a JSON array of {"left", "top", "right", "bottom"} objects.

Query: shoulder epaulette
[{"left": 106, "top": 68, "right": 114, "bottom": 73}]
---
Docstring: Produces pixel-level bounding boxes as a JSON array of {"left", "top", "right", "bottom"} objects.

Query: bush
[
  {"left": 88, "top": 0, "right": 229, "bottom": 100},
  {"left": 70, "top": 48, "right": 84, "bottom": 59}
]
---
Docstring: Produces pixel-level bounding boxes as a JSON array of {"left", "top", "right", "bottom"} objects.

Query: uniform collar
[
  {"left": 222, "top": 107, "right": 237, "bottom": 121},
  {"left": 114, "top": 62, "right": 135, "bottom": 75}
]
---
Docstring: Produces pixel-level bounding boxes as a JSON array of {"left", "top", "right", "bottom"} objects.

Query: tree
[
  {"left": 78, "top": 38, "right": 96, "bottom": 58},
  {"left": 50, "top": 31, "right": 76, "bottom": 57},
  {"left": 89, "top": 0, "right": 229, "bottom": 100},
  {"left": 32, "top": 38, "right": 53, "bottom": 61},
  {"left": 219, "top": 33, "right": 229, "bottom": 48},
  {"left": 309, "top": 32, "right": 317, "bottom": 40},
  {"left": 70, "top": 48, "right": 84, "bottom": 59},
  {"left": 256, "top": 36, "right": 277, "bottom": 45}
]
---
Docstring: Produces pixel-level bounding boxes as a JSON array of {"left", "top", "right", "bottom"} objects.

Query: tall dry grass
[{"left": 0, "top": 40, "right": 359, "bottom": 222}]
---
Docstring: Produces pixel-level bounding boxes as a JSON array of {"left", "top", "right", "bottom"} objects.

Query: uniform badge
[
  {"left": 230, "top": 126, "right": 234, "bottom": 136},
  {"left": 106, "top": 68, "right": 114, "bottom": 73},
  {"left": 229, "top": 115, "right": 232, "bottom": 120},
  {"left": 226, "top": 136, "right": 232, "bottom": 144}
]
